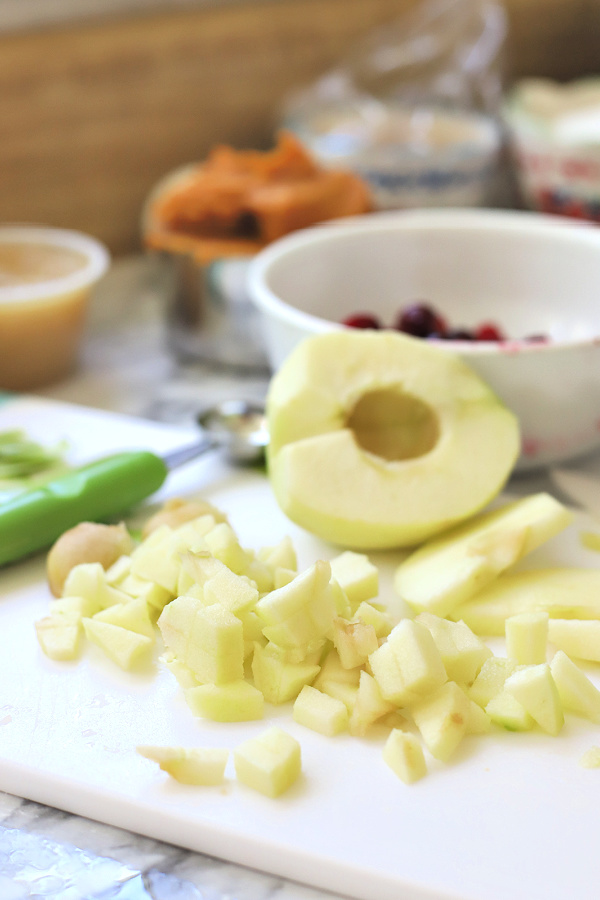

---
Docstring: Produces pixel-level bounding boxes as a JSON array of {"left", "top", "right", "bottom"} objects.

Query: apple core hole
[{"left": 346, "top": 388, "right": 439, "bottom": 461}]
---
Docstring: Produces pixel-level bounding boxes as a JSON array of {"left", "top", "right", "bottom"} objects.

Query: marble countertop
[{"left": 1, "top": 255, "right": 346, "bottom": 900}]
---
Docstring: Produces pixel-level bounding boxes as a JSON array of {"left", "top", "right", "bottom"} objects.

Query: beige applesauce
[
  {"left": 0, "top": 242, "right": 88, "bottom": 287},
  {"left": 0, "top": 230, "right": 109, "bottom": 391}
]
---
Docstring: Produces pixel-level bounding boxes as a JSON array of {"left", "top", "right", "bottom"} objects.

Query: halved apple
[{"left": 266, "top": 332, "right": 520, "bottom": 549}]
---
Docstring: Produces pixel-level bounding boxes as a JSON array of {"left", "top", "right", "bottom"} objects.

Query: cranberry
[
  {"left": 342, "top": 313, "right": 382, "bottom": 330},
  {"left": 395, "top": 303, "right": 441, "bottom": 338},
  {"left": 475, "top": 322, "right": 505, "bottom": 342}
]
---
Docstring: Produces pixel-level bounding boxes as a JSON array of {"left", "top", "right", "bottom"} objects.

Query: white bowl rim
[
  {"left": 247, "top": 208, "right": 600, "bottom": 355},
  {"left": 0, "top": 225, "right": 111, "bottom": 303}
]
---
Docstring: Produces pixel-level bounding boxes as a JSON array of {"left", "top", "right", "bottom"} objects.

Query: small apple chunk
[
  {"left": 255, "top": 560, "right": 336, "bottom": 649},
  {"left": 349, "top": 670, "right": 396, "bottom": 737},
  {"left": 547, "top": 619, "right": 600, "bottom": 662},
  {"left": 468, "top": 657, "right": 517, "bottom": 709},
  {"left": 266, "top": 331, "right": 519, "bottom": 549},
  {"left": 505, "top": 612, "right": 548, "bottom": 665},
  {"left": 382, "top": 730, "right": 427, "bottom": 784},
  {"left": 82, "top": 618, "right": 153, "bottom": 669},
  {"left": 293, "top": 685, "right": 349, "bottom": 736},
  {"left": 503, "top": 664, "right": 564, "bottom": 735},
  {"left": 35, "top": 613, "right": 81, "bottom": 661},
  {"left": 92, "top": 596, "right": 155, "bottom": 640},
  {"left": 550, "top": 651, "right": 600, "bottom": 723},
  {"left": 369, "top": 619, "right": 447, "bottom": 707},
  {"left": 137, "top": 745, "right": 229, "bottom": 785},
  {"left": 485, "top": 691, "right": 533, "bottom": 732},
  {"left": 158, "top": 596, "right": 244, "bottom": 685},
  {"left": 329, "top": 552, "right": 379, "bottom": 613},
  {"left": 185, "top": 680, "right": 264, "bottom": 721},
  {"left": 452, "top": 569, "right": 600, "bottom": 636},
  {"left": 415, "top": 613, "right": 492, "bottom": 685},
  {"left": 331, "top": 617, "right": 379, "bottom": 669},
  {"left": 251, "top": 642, "right": 320, "bottom": 704},
  {"left": 395, "top": 493, "right": 571, "bottom": 618},
  {"left": 411, "top": 681, "right": 470, "bottom": 761},
  {"left": 234, "top": 727, "right": 301, "bottom": 798}
]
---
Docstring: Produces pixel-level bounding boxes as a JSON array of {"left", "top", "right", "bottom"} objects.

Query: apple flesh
[
  {"left": 233, "top": 726, "right": 301, "bottom": 797},
  {"left": 395, "top": 493, "right": 571, "bottom": 618},
  {"left": 266, "top": 331, "right": 520, "bottom": 549}
]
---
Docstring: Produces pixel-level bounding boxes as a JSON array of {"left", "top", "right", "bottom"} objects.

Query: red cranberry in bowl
[
  {"left": 475, "top": 322, "right": 505, "bottom": 342},
  {"left": 395, "top": 303, "right": 445, "bottom": 338},
  {"left": 342, "top": 313, "right": 383, "bottom": 330}
]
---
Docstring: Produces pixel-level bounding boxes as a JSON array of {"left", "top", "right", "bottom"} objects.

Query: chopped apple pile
[{"left": 35, "top": 487, "right": 600, "bottom": 793}]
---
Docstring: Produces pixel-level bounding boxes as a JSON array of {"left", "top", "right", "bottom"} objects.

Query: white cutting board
[{"left": 1, "top": 395, "right": 600, "bottom": 900}]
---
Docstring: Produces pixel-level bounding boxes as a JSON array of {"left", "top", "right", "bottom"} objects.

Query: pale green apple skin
[{"left": 266, "top": 331, "right": 520, "bottom": 550}]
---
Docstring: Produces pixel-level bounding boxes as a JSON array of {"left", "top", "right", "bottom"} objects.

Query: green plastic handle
[{"left": 0, "top": 450, "right": 168, "bottom": 567}]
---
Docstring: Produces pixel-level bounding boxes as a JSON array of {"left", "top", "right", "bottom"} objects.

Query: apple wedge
[
  {"left": 451, "top": 569, "right": 600, "bottom": 635},
  {"left": 266, "top": 331, "right": 519, "bottom": 549},
  {"left": 394, "top": 493, "right": 571, "bottom": 617}
]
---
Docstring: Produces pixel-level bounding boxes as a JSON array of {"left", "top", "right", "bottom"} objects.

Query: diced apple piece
[
  {"left": 452, "top": 569, "right": 600, "bottom": 636},
  {"left": 505, "top": 612, "right": 548, "bottom": 665},
  {"left": 411, "top": 681, "right": 470, "bottom": 761},
  {"left": 353, "top": 602, "right": 392, "bottom": 638},
  {"left": 273, "top": 567, "right": 297, "bottom": 590},
  {"left": 329, "top": 551, "right": 379, "bottom": 613},
  {"left": 485, "top": 691, "right": 533, "bottom": 731},
  {"left": 244, "top": 557, "right": 274, "bottom": 594},
  {"left": 319, "top": 680, "right": 359, "bottom": 712},
  {"left": 313, "top": 647, "right": 361, "bottom": 690},
  {"left": 580, "top": 747, "right": 600, "bottom": 768},
  {"left": 161, "top": 654, "right": 199, "bottom": 688},
  {"left": 203, "top": 568, "right": 259, "bottom": 617},
  {"left": 395, "top": 493, "right": 571, "bottom": 618},
  {"left": 35, "top": 613, "right": 81, "bottom": 661},
  {"left": 550, "top": 651, "right": 600, "bottom": 723},
  {"left": 504, "top": 664, "right": 564, "bottom": 735},
  {"left": 49, "top": 595, "right": 99, "bottom": 618},
  {"left": 173, "top": 513, "right": 216, "bottom": 549},
  {"left": 547, "top": 619, "right": 600, "bottom": 662},
  {"left": 415, "top": 613, "right": 492, "bottom": 685},
  {"left": 82, "top": 618, "right": 153, "bottom": 669},
  {"left": 370, "top": 619, "right": 446, "bottom": 706},
  {"left": 119, "top": 573, "right": 173, "bottom": 612},
  {"left": 204, "top": 522, "right": 252, "bottom": 574},
  {"left": 383, "top": 730, "right": 427, "bottom": 784},
  {"left": 137, "top": 745, "right": 229, "bottom": 785},
  {"left": 329, "top": 579, "right": 351, "bottom": 618},
  {"left": 258, "top": 536, "right": 297, "bottom": 574},
  {"left": 185, "top": 680, "right": 264, "bottom": 721},
  {"left": 256, "top": 560, "right": 336, "bottom": 649},
  {"left": 465, "top": 696, "right": 492, "bottom": 734},
  {"left": 158, "top": 596, "right": 244, "bottom": 684},
  {"left": 349, "top": 670, "right": 396, "bottom": 736},
  {"left": 93, "top": 596, "right": 155, "bottom": 640},
  {"left": 468, "top": 657, "right": 517, "bottom": 708},
  {"left": 105, "top": 554, "right": 132, "bottom": 585},
  {"left": 63, "top": 562, "right": 130, "bottom": 610},
  {"left": 251, "top": 643, "right": 320, "bottom": 704},
  {"left": 129, "top": 526, "right": 181, "bottom": 593},
  {"left": 234, "top": 727, "right": 301, "bottom": 798},
  {"left": 293, "top": 685, "right": 348, "bottom": 736},
  {"left": 332, "top": 617, "right": 378, "bottom": 669}
]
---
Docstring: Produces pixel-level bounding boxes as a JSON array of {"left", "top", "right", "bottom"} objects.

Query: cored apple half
[{"left": 266, "top": 331, "right": 520, "bottom": 549}]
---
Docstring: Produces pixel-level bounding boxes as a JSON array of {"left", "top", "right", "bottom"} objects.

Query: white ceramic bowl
[{"left": 247, "top": 208, "right": 600, "bottom": 470}]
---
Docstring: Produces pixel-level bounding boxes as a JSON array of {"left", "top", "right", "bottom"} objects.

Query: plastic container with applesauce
[{"left": 0, "top": 226, "right": 110, "bottom": 391}]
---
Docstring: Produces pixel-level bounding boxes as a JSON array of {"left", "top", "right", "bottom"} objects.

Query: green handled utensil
[{"left": 0, "top": 399, "right": 267, "bottom": 567}]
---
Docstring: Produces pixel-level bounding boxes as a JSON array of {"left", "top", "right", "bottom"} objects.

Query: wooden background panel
[{"left": 0, "top": 0, "right": 598, "bottom": 256}]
